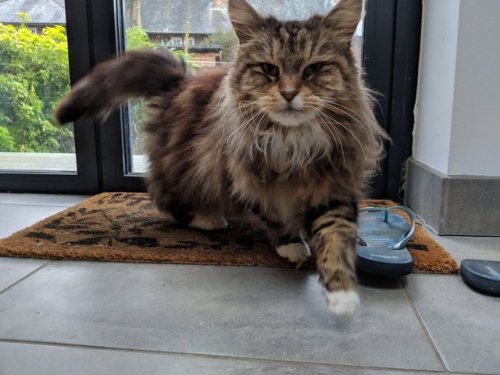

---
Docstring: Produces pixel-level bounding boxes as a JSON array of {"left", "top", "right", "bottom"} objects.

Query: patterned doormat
[{"left": 0, "top": 192, "right": 458, "bottom": 273}]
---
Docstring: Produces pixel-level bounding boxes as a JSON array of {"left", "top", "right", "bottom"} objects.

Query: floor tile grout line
[
  {"left": 399, "top": 278, "right": 450, "bottom": 373},
  {"left": 0, "top": 338, "right": 448, "bottom": 374},
  {"left": 0, "top": 262, "right": 49, "bottom": 295}
]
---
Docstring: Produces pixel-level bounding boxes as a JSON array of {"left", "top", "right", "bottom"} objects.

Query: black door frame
[
  {"left": 0, "top": 0, "right": 422, "bottom": 200},
  {"left": 364, "top": 0, "right": 422, "bottom": 200}
]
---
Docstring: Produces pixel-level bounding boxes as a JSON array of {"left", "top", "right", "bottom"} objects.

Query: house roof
[
  {"left": 141, "top": 0, "right": 230, "bottom": 34},
  {"left": 141, "top": 0, "right": 337, "bottom": 33},
  {"left": 0, "top": 0, "right": 338, "bottom": 33},
  {"left": 0, "top": 0, "right": 65, "bottom": 24}
]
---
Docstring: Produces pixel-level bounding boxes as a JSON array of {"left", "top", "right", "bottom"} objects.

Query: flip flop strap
[{"left": 357, "top": 205, "right": 416, "bottom": 250}]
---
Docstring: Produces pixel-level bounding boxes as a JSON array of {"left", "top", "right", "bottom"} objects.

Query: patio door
[{"left": 0, "top": 0, "right": 422, "bottom": 201}]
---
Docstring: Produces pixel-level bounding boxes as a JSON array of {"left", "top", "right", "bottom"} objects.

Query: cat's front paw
[
  {"left": 324, "top": 289, "right": 360, "bottom": 316},
  {"left": 276, "top": 243, "right": 311, "bottom": 263}
]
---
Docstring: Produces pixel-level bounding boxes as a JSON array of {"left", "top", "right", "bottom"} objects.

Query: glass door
[
  {"left": 0, "top": 0, "right": 421, "bottom": 199},
  {"left": 118, "top": 0, "right": 365, "bottom": 174},
  {"left": 0, "top": 0, "right": 99, "bottom": 193},
  {"left": 102, "top": 0, "right": 422, "bottom": 199}
]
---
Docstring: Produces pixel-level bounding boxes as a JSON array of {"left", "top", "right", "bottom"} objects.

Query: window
[
  {"left": 167, "top": 37, "right": 182, "bottom": 47},
  {"left": 0, "top": 8, "right": 76, "bottom": 172},
  {"left": 0, "top": 0, "right": 98, "bottom": 193}
]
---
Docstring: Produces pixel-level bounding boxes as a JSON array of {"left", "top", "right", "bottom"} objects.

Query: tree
[
  {"left": 0, "top": 15, "right": 192, "bottom": 155},
  {"left": 124, "top": 26, "right": 195, "bottom": 156},
  {"left": 125, "top": 0, "right": 142, "bottom": 27},
  {"left": 207, "top": 29, "right": 238, "bottom": 62},
  {"left": 0, "top": 14, "right": 73, "bottom": 153}
]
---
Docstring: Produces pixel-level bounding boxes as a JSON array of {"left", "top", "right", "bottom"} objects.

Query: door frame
[{"left": 0, "top": 0, "right": 422, "bottom": 200}]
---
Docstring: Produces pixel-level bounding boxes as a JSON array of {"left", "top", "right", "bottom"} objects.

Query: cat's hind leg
[
  {"left": 153, "top": 194, "right": 228, "bottom": 230},
  {"left": 276, "top": 243, "right": 311, "bottom": 264},
  {"left": 306, "top": 199, "right": 360, "bottom": 316},
  {"left": 168, "top": 203, "right": 228, "bottom": 230},
  {"left": 189, "top": 212, "right": 228, "bottom": 230},
  {"left": 265, "top": 221, "right": 311, "bottom": 264}
]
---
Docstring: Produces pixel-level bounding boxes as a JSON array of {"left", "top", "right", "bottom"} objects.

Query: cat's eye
[
  {"left": 302, "top": 63, "right": 324, "bottom": 78},
  {"left": 260, "top": 63, "right": 280, "bottom": 77}
]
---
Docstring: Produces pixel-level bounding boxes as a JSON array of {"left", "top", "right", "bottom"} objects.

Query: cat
[{"left": 55, "top": 0, "right": 387, "bottom": 316}]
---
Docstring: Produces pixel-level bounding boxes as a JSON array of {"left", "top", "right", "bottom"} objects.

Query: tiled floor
[{"left": 0, "top": 193, "right": 499, "bottom": 375}]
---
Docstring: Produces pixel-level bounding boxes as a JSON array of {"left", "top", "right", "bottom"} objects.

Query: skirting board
[{"left": 405, "top": 158, "right": 500, "bottom": 236}]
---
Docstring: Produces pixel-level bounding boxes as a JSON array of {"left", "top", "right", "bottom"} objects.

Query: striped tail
[{"left": 55, "top": 49, "right": 187, "bottom": 124}]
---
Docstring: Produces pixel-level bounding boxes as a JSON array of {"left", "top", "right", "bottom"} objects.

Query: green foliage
[
  {"left": 0, "top": 125, "right": 15, "bottom": 151},
  {"left": 0, "top": 18, "right": 198, "bottom": 156},
  {"left": 170, "top": 49, "right": 197, "bottom": 71},
  {"left": 0, "top": 15, "right": 73, "bottom": 153},
  {"left": 125, "top": 27, "right": 196, "bottom": 155},
  {"left": 126, "top": 25, "right": 154, "bottom": 50},
  {"left": 206, "top": 29, "right": 238, "bottom": 62},
  {"left": 125, "top": 26, "right": 155, "bottom": 155}
]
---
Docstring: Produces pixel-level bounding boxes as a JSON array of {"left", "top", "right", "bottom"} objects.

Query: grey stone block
[{"left": 406, "top": 158, "right": 500, "bottom": 236}]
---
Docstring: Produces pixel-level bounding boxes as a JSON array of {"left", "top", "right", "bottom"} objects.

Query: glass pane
[
  {"left": 123, "top": 0, "right": 364, "bottom": 174},
  {"left": 0, "top": 4, "right": 76, "bottom": 172}
]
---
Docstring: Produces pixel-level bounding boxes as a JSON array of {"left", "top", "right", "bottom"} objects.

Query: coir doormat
[{"left": 0, "top": 192, "right": 458, "bottom": 273}]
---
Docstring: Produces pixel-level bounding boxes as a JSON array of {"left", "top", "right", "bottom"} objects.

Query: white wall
[
  {"left": 413, "top": 0, "right": 460, "bottom": 174},
  {"left": 413, "top": 0, "right": 500, "bottom": 176}
]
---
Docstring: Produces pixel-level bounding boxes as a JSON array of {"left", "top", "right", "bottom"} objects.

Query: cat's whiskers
[
  {"left": 319, "top": 99, "right": 371, "bottom": 136},
  {"left": 239, "top": 111, "right": 267, "bottom": 158},
  {"left": 314, "top": 110, "right": 346, "bottom": 166},
  {"left": 316, "top": 108, "right": 367, "bottom": 156},
  {"left": 318, "top": 104, "right": 374, "bottom": 151},
  {"left": 226, "top": 104, "right": 268, "bottom": 157},
  {"left": 224, "top": 100, "right": 259, "bottom": 143}
]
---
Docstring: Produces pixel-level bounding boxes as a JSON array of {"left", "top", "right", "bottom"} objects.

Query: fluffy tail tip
[{"left": 54, "top": 100, "right": 82, "bottom": 125}]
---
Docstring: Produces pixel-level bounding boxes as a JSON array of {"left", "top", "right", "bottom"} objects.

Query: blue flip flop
[
  {"left": 356, "top": 205, "right": 416, "bottom": 276},
  {"left": 460, "top": 259, "right": 500, "bottom": 296}
]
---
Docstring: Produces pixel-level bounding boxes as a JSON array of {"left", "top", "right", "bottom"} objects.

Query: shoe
[
  {"left": 356, "top": 205, "right": 416, "bottom": 276},
  {"left": 460, "top": 259, "right": 500, "bottom": 295}
]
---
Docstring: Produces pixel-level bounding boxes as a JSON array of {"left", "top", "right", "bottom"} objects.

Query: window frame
[{"left": 363, "top": 0, "right": 422, "bottom": 200}]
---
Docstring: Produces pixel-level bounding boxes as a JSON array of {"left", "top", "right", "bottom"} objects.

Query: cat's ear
[
  {"left": 323, "top": 0, "right": 363, "bottom": 46},
  {"left": 228, "top": 0, "right": 264, "bottom": 44}
]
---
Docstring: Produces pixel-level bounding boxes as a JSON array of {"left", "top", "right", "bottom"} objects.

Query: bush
[
  {"left": 0, "top": 17, "right": 194, "bottom": 155},
  {"left": 206, "top": 29, "right": 238, "bottom": 62},
  {"left": 0, "top": 16, "right": 73, "bottom": 153}
]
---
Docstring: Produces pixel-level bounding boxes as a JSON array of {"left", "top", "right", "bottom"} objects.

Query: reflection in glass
[{"left": 123, "top": 0, "right": 364, "bottom": 174}]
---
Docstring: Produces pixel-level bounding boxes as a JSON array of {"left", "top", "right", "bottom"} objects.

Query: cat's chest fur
[{"left": 223, "top": 113, "right": 345, "bottom": 219}]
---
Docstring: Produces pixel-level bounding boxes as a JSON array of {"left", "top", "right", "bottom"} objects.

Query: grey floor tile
[
  {"left": 405, "top": 274, "right": 500, "bottom": 374},
  {"left": 0, "top": 342, "right": 440, "bottom": 375},
  {"left": 0, "top": 203, "right": 70, "bottom": 238},
  {"left": 0, "top": 258, "right": 46, "bottom": 292},
  {"left": 431, "top": 235, "right": 500, "bottom": 264},
  {"left": 0, "top": 262, "right": 443, "bottom": 371},
  {"left": 0, "top": 193, "right": 88, "bottom": 206}
]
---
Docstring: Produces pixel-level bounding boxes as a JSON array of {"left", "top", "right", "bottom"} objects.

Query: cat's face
[{"left": 228, "top": 0, "right": 362, "bottom": 127}]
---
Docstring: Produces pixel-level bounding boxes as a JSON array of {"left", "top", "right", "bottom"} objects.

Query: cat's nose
[{"left": 280, "top": 90, "right": 299, "bottom": 102}]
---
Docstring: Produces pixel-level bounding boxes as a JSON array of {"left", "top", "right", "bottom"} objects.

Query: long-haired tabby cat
[{"left": 55, "top": 0, "right": 387, "bottom": 315}]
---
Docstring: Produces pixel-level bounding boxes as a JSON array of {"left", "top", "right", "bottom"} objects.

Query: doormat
[{"left": 0, "top": 192, "right": 458, "bottom": 274}]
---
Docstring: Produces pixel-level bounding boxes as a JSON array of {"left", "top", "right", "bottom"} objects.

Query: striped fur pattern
[{"left": 55, "top": 0, "right": 387, "bottom": 315}]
